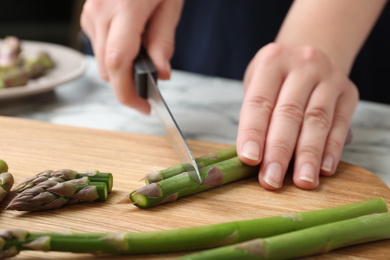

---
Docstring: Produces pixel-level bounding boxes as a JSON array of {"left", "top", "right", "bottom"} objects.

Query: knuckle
[
  {"left": 333, "top": 111, "right": 350, "bottom": 128},
  {"left": 80, "top": 2, "right": 97, "bottom": 29},
  {"left": 304, "top": 106, "right": 332, "bottom": 129},
  {"left": 104, "top": 48, "right": 125, "bottom": 71},
  {"left": 300, "top": 45, "right": 322, "bottom": 63},
  {"left": 245, "top": 95, "right": 274, "bottom": 116},
  {"left": 296, "top": 46, "right": 328, "bottom": 74},
  {"left": 241, "top": 126, "right": 267, "bottom": 140},
  {"left": 80, "top": 14, "right": 88, "bottom": 30},
  {"left": 83, "top": 0, "right": 104, "bottom": 14},
  {"left": 161, "top": 39, "right": 175, "bottom": 58},
  {"left": 256, "top": 43, "right": 283, "bottom": 62},
  {"left": 347, "top": 81, "right": 360, "bottom": 101},
  {"left": 146, "top": 37, "right": 175, "bottom": 60},
  {"left": 298, "top": 145, "right": 322, "bottom": 160},
  {"left": 275, "top": 102, "right": 304, "bottom": 122},
  {"left": 270, "top": 141, "right": 294, "bottom": 158},
  {"left": 326, "top": 137, "right": 344, "bottom": 151}
]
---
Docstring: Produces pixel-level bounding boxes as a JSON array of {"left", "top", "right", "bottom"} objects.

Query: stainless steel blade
[{"left": 139, "top": 59, "right": 202, "bottom": 184}]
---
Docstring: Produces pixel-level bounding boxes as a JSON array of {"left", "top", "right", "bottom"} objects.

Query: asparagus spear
[
  {"left": 179, "top": 212, "right": 390, "bottom": 260},
  {"left": 0, "top": 159, "right": 8, "bottom": 173},
  {"left": 143, "top": 147, "right": 237, "bottom": 183},
  {"left": 0, "top": 159, "right": 12, "bottom": 201},
  {"left": 0, "top": 172, "right": 14, "bottom": 202},
  {"left": 6, "top": 177, "right": 108, "bottom": 211},
  {"left": 0, "top": 198, "right": 387, "bottom": 258},
  {"left": 128, "top": 156, "right": 258, "bottom": 208},
  {"left": 14, "top": 169, "right": 113, "bottom": 193}
]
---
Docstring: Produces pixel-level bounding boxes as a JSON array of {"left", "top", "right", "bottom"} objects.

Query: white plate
[{"left": 0, "top": 40, "right": 87, "bottom": 100}]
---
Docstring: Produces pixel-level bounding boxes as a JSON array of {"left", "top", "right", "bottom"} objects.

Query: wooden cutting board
[{"left": 0, "top": 116, "right": 389, "bottom": 260}]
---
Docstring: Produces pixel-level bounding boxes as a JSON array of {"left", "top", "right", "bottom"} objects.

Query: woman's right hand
[{"left": 80, "top": 0, "right": 184, "bottom": 113}]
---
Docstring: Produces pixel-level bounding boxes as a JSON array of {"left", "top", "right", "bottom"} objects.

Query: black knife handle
[{"left": 133, "top": 46, "right": 158, "bottom": 99}]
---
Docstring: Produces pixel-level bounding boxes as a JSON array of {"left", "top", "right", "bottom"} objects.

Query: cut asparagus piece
[
  {"left": 0, "top": 159, "right": 8, "bottom": 173},
  {"left": 13, "top": 169, "right": 113, "bottom": 193},
  {"left": 0, "top": 172, "right": 14, "bottom": 202},
  {"left": 129, "top": 156, "right": 258, "bottom": 208},
  {"left": 144, "top": 147, "right": 237, "bottom": 183},
  {"left": 179, "top": 212, "right": 390, "bottom": 260},
  {"left": 0, "top": 198, "right": 387, "bottom": 257},
  {"left": 6, "top": 177, "right": 108, "bottom": 211}
]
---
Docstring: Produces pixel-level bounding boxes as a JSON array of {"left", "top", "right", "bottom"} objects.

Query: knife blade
[{"left": 133, "top": 46, "right": 202, "bottom": 184}]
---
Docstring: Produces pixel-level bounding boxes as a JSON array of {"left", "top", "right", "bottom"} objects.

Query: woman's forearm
[{"left": 276, "top": 0, "right": 388, "bottom": 73}]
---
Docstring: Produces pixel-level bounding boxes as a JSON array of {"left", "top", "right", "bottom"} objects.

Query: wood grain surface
[{"left": 0, "top": 116, "right": 389, "bottom": 259}]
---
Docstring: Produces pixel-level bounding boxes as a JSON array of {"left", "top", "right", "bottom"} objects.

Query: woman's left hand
[{"left": 236, "top": 43, "right": 359, "bottom": 190}]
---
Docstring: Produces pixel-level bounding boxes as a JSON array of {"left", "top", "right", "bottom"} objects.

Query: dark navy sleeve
[
  {"left": 171, "top": 0, "right": 292, "bottom": 80},
  {"left": 171, "top": 0, "right": 390, "bottom": 104}
]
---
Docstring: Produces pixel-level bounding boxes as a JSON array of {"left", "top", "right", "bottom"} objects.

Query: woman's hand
[
  {"left": 80, "top": 0, "right": 184, "bottom": 113},
  {"left": 237, "top": 43, "right": 359, "bottom": 190}
]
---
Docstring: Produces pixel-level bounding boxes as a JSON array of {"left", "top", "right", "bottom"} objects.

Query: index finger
[
  {"left": 237, "top": 44, "right": 285, "bottom": 165},
  {"left": 105, "top": 11, "right": 151, "bottom": 113}
]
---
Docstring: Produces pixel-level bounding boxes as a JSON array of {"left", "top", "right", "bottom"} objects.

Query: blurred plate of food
[{"left": 0, "top": 36, "right": 87, "bottom": 99}]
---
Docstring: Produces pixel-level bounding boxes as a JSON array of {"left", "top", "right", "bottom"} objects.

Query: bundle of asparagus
[
  {"left": 0, "top": 159, "right": 13, "bottom": 202},
  {"left": 0, "top": 198, "right": 388, "bottom": 258},
  {"left": 6, "top": 169, "right": 113, "bottom": 211},
  {"left": 13, "top": 169, "right": 113, "bottom": 193},
  {"left": 124, "top": 147, "right": 259, "bottom": 208}
]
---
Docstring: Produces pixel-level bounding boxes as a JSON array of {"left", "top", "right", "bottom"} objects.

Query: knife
[{"left": 133, "top": 46, "right": 202, "bottom": 184}]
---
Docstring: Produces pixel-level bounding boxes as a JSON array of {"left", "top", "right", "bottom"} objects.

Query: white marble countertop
[{"left": 1, "top": 56, "right": 389, "bottom": 188}]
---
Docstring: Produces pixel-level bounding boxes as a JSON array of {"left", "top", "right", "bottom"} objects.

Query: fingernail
[
  {"left": 345, "top": 129, "right": 353, "bottom": 144},
  {"left": 264, "top": 162, "right": 283, "bottom": 189},
  {"left": 298, "top": 163, "right": 316, "bottom": 183},
  {"left": 242, "top": 141, "right": 260, "bottom": 161},
  {"left": 321, "top": 155, "right": 334, "bottom": 172}
]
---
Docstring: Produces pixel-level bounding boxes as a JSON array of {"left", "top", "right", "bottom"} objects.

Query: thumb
[{"left": 144, "top": 0, "right": 184, "bottom": 80}]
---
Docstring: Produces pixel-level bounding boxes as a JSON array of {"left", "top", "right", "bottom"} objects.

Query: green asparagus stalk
[
  {"left": 143, "top": 147, "right": 237, "bottom": 183},
  {"left": 0, "top": 198, "right": 387, "bottom": 258},
  {"left": 6, "top": 177, "right": 108, "bottom": 211},
  {"left": 179, "top": 212, "right": 390, "bottom": 260},
  {"left": 14, "top": 169, "right": 113, "bottom": 193},
  {"left": 0, "top": 172, "right": 14, "bottom": 202},
  {"left": 127, "top": 156, "right": 258, "bottom": 208}
]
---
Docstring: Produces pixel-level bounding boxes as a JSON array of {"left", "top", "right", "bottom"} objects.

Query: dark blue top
[
  {"left": 171, "top": 0, "right": 292, "bottom": 80},
  {"left": 171, "top": 0, "right": 390, "bottom": 104}
]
